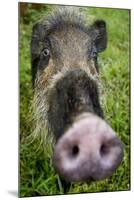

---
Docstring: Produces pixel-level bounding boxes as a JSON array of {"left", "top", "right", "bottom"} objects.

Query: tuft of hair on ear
[{"left": 93, "top": 20, "right": 106, "bottom": 29}]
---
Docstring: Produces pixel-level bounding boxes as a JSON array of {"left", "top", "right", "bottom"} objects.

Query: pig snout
[{"left": 53, "top": 113, "right": 124, "bottom": 182}]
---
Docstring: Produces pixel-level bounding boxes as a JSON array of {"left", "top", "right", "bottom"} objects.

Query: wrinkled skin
[{"left": 31, "top": 8, "right": 124, "bottom": 183}]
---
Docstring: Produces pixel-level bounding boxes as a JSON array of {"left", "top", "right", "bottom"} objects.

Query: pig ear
[
  {"left": 31, "top": 23, "right": 45, "bottom": 85},
  {"left": 31, "top": 22, "right": 45, "bottom": 61},
  {"left": 90, "top": 20, "right": 107, "bottom": 52}
]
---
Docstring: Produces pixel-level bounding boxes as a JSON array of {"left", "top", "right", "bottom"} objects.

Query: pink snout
[{"left": 53, "top": 113, "right": 124, "bottom": 182}]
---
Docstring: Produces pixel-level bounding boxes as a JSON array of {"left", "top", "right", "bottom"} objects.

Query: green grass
[{"left": 19, "top": 4, "right": 130, "bottom": 197}]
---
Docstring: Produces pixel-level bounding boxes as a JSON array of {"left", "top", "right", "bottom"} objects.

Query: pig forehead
[{"left": 49, "top": 27, "right": 91, "bottom": 51}]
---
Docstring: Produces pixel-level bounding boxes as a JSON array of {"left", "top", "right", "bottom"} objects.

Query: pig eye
[
  {"left": 91, "top": 46, "right": 97, "bottom": 59},
  {"left": 92, "top": 51, "right": 97, "bottom": 58},
  {"left": 42, "top": 48, "right": 50, "bottom": 57}
]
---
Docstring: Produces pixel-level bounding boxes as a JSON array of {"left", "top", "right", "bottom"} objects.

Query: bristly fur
[
  {"left": 31, "top": 72, "right": 54, "bottom": 145},
  {"left": 40, "top": 6, "right": 89, "bottom": 36}
]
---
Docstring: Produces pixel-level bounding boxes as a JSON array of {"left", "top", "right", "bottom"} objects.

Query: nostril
[
  {"left": 71, "top": 145, "right": 79, "bottom": 157},
  {"left": 100, "top": 143, "right": 110, "bottom": 157}
]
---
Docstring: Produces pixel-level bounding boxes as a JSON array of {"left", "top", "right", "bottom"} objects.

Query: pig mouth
[{"left": 53, "top": 113, "right": 124, "bottom": 182}]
